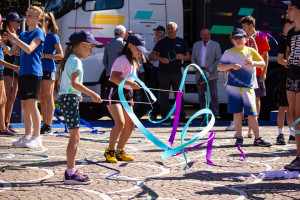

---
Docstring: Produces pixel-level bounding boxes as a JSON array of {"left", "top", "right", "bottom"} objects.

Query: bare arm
[
  {"left": 42, "top": 43, "right": 64, "bottom": 60},
  {"left": 176, "top": 52, "right": 190, "bottom": 61},
  {"left": 71, "top": 71, "right": 102, "bottom": 103},
  {"left": 149, "top": 50, "right": 169, "bottom": 64},
  {"left": 278, "top": 53, "right": 288, "bottom": 68},
  {"left": 0, "top": 59, "right": 19, "bottom": 73},
  {"left": 259, "top": 51, "right": 269, "bottom": 82},
  {"left": 4, "top": 29, "right": 42, "bottom": 55},
  {"left": 0, "top": 38, "right": 19, "bottom": 56},
  {"left": 286, "top": 46, "right": 291, "bottom": 66},
  {"left": 110, "top": 71, "right": 140, "bottom": 90},
  {"left": 217, "top": 63, "right": 242, "bottom": 72}
]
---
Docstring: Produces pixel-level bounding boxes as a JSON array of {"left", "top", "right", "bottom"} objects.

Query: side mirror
[{"left": 85, "top": 1, "right": 96, "bottom": 11}]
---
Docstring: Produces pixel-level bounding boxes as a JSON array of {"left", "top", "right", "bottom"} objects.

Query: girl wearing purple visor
[{"left": 103, "top": 33, "right": 148, "bottom": 163}]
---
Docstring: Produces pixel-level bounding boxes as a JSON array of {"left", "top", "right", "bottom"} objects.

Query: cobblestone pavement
[{"left": 0, "top": 124, "right": 299, "bottom": 200}]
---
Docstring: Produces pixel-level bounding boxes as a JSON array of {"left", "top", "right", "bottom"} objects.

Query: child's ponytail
[{"left": 60, "top": 45, "right": 73, "bottom": 71}]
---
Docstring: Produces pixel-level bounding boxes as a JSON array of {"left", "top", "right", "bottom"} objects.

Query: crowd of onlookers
[{"left": 0, "top": 0, "right": 299, "bottom": 184}]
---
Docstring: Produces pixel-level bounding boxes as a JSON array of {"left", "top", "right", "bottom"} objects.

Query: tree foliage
[{"left": 0, "top": 0, "right": 46, "bottom": 17}]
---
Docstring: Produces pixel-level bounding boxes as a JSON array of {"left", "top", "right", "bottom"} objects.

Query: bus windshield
[{"left": 45, "top": 0, "right": 76, "bottom": 19}]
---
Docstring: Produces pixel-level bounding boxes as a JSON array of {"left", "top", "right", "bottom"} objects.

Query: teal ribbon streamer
[
  {"left": 148, "top": 64, "right": 209, "bottom": 124},
  {"left": 118, "top": 64, "right": 214, "bottom": 170},
  {"left": 291, "top": 117, "right": 300, "bottom": 134}
]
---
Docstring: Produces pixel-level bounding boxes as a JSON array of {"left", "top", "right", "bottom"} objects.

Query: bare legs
[
  {"left": 4, "top": 76, "right": 18, "bottom": 127},
  {"left": 39, "top": 80, "right": 55, "bottom": 126},
  {"left": 107, "top": 104, "right": 135, "bottom": 149},
  {"left": 22, "top": 99, "right": 41, "bottom": 137}
]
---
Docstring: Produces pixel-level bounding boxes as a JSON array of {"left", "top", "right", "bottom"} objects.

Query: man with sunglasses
[{"left": 149, "top": 22, "right": 190, "bottom": 125}]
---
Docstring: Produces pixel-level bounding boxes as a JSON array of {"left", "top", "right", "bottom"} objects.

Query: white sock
[
  {"left": 290, "top": 129, "right": 295, "bottom": 137},
  {"left": 66, "top": 168, "right": 75, "bottom": 176},
  {"left": 278, "top": 128, "right": 283, "bottom": 135},
  {"left": 116, "top": 148, "right": 123, "bottom": 152}
]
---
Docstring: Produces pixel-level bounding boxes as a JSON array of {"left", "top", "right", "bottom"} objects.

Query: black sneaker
[
  {"left": 288, "top": 135, "right": 296, "bottom": 144},
  {"left": 276, "top": 134, "right": 286, "bottom": 145},
  {"left": 40, "top": 124, "right": 46, "bottom": 134},
  {"left": 284, "top": 156, "right": 300, "bottom": 171},
  {"left": 41, "top": 124, "right": 53, "bottom": 135},
  {"left": 44, "top": 125, "right": 53, "bottom": 135},
  {"left": 63, "top": 170, "right": 92, "bottom": 185},
  {"left": 0, "top": 128, "right": 16, "bottom": 136},
  {"left": 253, "top": 137, "right": 272, "bottom": 147},
  {"left": 235, "top": 137, "right": 244, "bottom": 147}
]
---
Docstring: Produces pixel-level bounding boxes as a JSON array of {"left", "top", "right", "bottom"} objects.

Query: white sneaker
[
  {"left": 226, "top": 121, "right": 235, "bottom": 131},
  {"left": 12, "top": 136, "right": 31, "bottom": 147},
  {"left": 24, "top": 136, "right": 43, "bottom": 148}
]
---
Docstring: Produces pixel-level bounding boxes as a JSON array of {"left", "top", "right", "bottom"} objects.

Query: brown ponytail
[
  {"left": 44, "top": 12, "right": 59, "bottom": 35},
  {"left": 60, "top": 45, "right": 73, "bottom": 71}
]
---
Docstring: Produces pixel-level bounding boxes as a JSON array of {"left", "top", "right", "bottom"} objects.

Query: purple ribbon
[
  {"left": 257, "top": 31, "right": 278, "bottom": 45},
  {"left": 167, "top": 90, "right": 183, "bottom": 147},
  {"left": 173, "top": 131, "right": 247, "bottom": 168}
]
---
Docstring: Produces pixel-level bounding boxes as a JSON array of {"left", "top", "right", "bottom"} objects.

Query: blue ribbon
[
  {"left": 147, "top": 64, "right": 209, "bottom": 123},
  {"left": 118, "top": 64, "right": 214, "bottom": 169},
  {"left": 291, "top": 117, "right": 300, "bottom": 134}
]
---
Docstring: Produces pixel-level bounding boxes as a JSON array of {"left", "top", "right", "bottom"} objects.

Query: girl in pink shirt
[{"left": 104, "top": 34, "right": 147, "bottom": 163}]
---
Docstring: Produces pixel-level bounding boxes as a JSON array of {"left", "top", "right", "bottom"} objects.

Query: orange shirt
[{"left": 245, "top": 31, "right": 270, "bottom": 77}]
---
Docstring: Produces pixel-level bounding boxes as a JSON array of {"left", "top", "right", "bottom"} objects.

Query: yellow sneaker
[
  {"left": 116, "top": 149, "right": 134, "bottom": 161},
  {"left": 104, "top": 147, "right": 118, "bottom": 163}
]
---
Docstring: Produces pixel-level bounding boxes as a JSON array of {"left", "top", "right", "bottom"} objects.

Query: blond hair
[{"left": 28, "top": 6, "right": 45, "bottom": 32}]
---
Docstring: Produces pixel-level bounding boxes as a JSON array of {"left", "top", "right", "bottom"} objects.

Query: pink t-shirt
[{"left": 109, "top": 55, "right": 137, "bottom": 90}]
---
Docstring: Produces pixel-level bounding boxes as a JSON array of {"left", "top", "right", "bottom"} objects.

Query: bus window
[{"left": 83, "top": 0, "right": 124, "bottom": 11}]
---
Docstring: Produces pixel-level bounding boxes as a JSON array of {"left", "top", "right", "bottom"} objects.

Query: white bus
[{"left": 45, "top": 0, "right": 185, "bottom": 120}]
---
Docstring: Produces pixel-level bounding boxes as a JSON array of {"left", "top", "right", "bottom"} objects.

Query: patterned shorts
[
  {"left": 286, "top": 77, "right": 300, "bottom": 93},
  {"left": 59, "top": 94, "right": 80, "bottom": 129},
  {"left": 227, "top": 85, "right": 257, "bottom": 116}
]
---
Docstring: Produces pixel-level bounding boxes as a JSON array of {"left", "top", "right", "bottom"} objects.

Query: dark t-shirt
[
  {"left": 287, "top": 28, "right": 300, "bottom": 80},
  {"left": 4, "top": 40, "right": 15, "bottom": 64},
  {"left": 278, "top": 35, "right": 288, "bottom": 78},
  {"left": 153, "top": 36, "right": 189, "bottom": 74}
]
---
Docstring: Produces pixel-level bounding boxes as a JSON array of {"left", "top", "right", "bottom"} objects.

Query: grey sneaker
[
  {"left": 253, "top": 137, "right": 272, "bottom": 147},
  {"left": 276, "top": 134, "right": 286, "bottom": 145},
  {"left": 235, "top": 137, "right": 244, "bottom": 147},
  {"left": 226, "top": 121, "right": 235, "bottom": 131},
  {"left": 284, "top": 156, "right": 300, "bottom": 171}
]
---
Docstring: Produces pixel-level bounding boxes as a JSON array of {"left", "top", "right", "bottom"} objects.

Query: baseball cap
[
  {"left": 232, "top": 28, "right": 247, "bottom": 37},
  {"left": 126, "top": 33, "right": 148, "bottom": 54},
  {"left": 153, "top": 25, "right": 165, "bottom": 32},
  {"left": 4, "top": 12, "right": 23, "bottom": 22},
  {"left": 283, "top": 0, "right": 300, "bottom": 7},
  {"left": 66, "top": 30, "right": 104, "bottom": 48}
]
